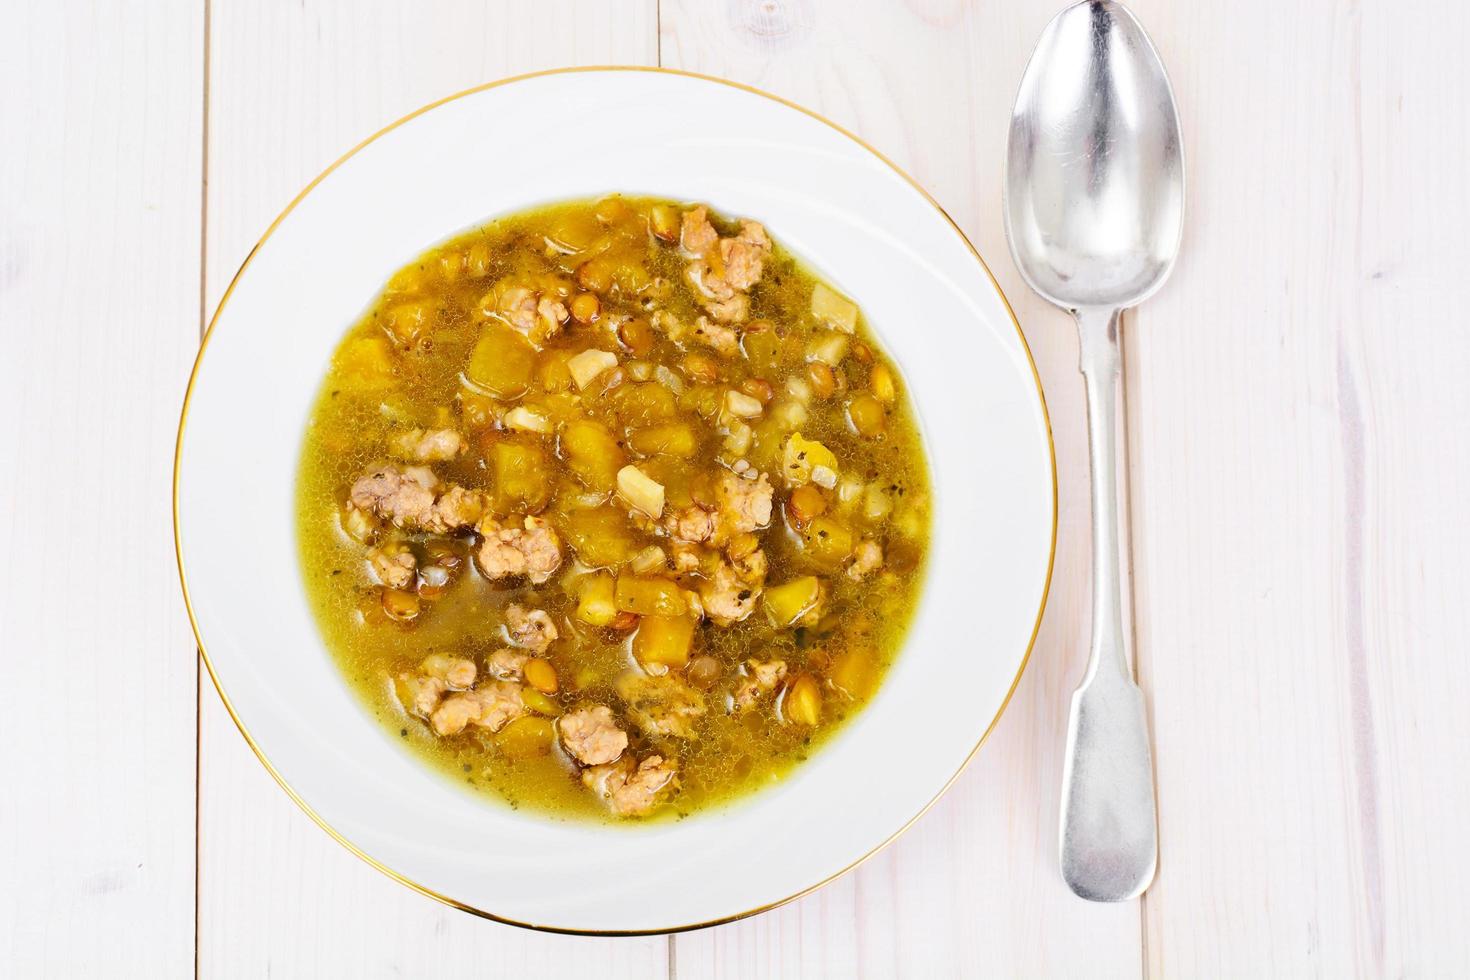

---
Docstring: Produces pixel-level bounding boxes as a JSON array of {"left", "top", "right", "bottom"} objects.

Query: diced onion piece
[
  {"left": 725, "top": 389, "right": 764, "bottom": 418},
  {"left": 616, "top": 464, "right": 666, "bottom": 518},
  {"left": 807, "top": 331, "right": 850, "bottom": 366},
  {"left": 630, "top": 545, "right": 667, "bottom": 574},
  {"left": 568, "top": 349, "right": 619, "bottom": 390},
  {"left": 785, "top": 375, "right": 813, "bottom": 403},
  {"left": 654, "top": 364, "right": 685, "bottom": 394},
  {"left": 811, "top": 464, "right": 838, "bottom": 489},
  {"left": 724, "top": 421, "right": 753, "bottom": 456},
  {"left": 811, "top": 283, "right": 859, "bottom": 333},
  {"left": 864, "top": 483, "right": 894, "bottom": 522},
  {"left": 504, "top": 406, "right": 552, "bottom": 434}
]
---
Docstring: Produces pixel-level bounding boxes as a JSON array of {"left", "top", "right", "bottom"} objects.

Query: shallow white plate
[{"left": 175, "top": 67, "right": 1055, "bottom": 934}]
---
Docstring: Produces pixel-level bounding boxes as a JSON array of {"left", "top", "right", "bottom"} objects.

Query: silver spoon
[{"left": 1003, "top": 0, "right": 1182, "bottom": 902}]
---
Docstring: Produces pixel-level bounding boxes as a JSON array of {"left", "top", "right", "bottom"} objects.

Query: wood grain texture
[
  {"left": 197, "top": 3, "right": 663, "bottom": 976},
  {"left": 659, "top": 1, "right": 1143, "bottom": 976},
  {"left": 1124, "top": 0, "right": 1470, "bottom": 975},
  {"left": 0, "top": 2, "right": 202, "bottom": 976}
]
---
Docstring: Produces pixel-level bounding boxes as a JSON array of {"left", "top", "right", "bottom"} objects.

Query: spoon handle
[{"left": 1059, "top": 307, "right": 1158, "bottom": 902}]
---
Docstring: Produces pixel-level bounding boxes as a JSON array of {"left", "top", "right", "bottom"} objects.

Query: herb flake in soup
[{"left": 296, "top": 196, "right": 931, "bottom": 822}]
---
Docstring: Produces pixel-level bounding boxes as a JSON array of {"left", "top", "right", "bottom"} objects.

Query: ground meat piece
[
  {"left": 476, "top": 515, "right": 563, "bottom": 583},
  {"left": 484, "top": 648, "right": 528, "bottom": 681},
  {"left": 703, "top": 292, "right": 749, "bottom": 324},
  {"left": 733, "top": 659, "right": 788, "bottom": 710},
  {"left": 699, "top": 549, "right": 767, "bottom": 626},
  {"left": 367, "top": 543, "right": 417, "bottom": 589},
  {"left": 505, "top": 604, "right": 558, "bottom": 653},
  {"left": 349, "top": 465, "right": 438, "bottom": 528},
  {"left": 718, "top": 221, "right": 771, "bottom": 291},
  {"left": 430, "top": 694, "right": 481, "bottom": 736},
  {"left": 419, "top": 653, "right": 477, "bottom": 690},
  {"left": 715, "top": 470, "right": 773, "bottom": 536},
  {"left": 466, "top": 681, "right": 527, "bottom": 733},
  {"left": 424, "top": 485, "right": 485, "bottom": 534},
  {"left": 349, "top": 465, "right": 482, "bottom": 533},
  {"left": 663, "top": 506, "right": 716, "bottom": 545},
  {"left": 670, "top": 541, "right": 706, "bottom": 572},
  {"left": 847, "top": 539, "right": 884, "bottom": 581},
  {"left": 558, "top": 706, "right": 628, "bottom": 766},
  {"left": 582, "top": 754, "right": 677, "bottom": 817},
  {"left": 680, "top": 206, "right": 719, "bottom": 256},
  {"left": 391, "top": 427, "right": 467, "bottom": 462},
  {"left": 495, "top": 285, "right": 568, "bottom": 345},
  {"left": 399, "top": 673, "right": 447, "bottom": 716},
  {"left": 616, "top": 673, "right": 707, "bottom": 739},
  {"left": 691, "top": 316, "right": 740, "bottom": 356}
]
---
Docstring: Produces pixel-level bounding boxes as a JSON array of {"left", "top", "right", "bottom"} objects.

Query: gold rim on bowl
[{"left": 172, "top": 65, "right": 1058, "bottom": 936}]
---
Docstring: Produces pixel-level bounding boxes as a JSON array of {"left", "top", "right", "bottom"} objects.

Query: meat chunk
[
  {"left": 419, "top": 653, "right": 477, "bottom": 690},
  {"left": 661, "top": 470, "right": 772, "bottom": 553},
  {"left": 432, "top": 681, "right": 526, "bottom": 736},
  {"left": 714, "top": 470, "right": 773, "bottom": 536},
  {"left": 476, "top": 515, "right": 563, "bottom": 584},
  {"left": 390, "top": 427, "right": 467, "bottom": 462},
  {"left": 367, "top": 542, "right": 417, "bottom": 589},
  {"left": 398, "top": 673, "right": 447, "bottom": 717},
  {"left": 424, "top": 485, "right": 486, "bottom": 534},
  {"left": 699, "top": 549, "right": 768, "bottom": 626},
  {"left": 484, "top": 648, "right": 528, "bottom": 681},
  {"left": 616, "top": 673, "right": 707, "bottom": 739},
  {"left": 493, "top": 284, "right": 568, "bottom": 345},
  {"left": 349, "top": 465, "right": 483, "bottom": 533},
  {"left": 679, "top": 206, "right": 719, "bottom": 256},
  {"left": 396, "top": 653, "right": 477, "bottom": 720},
  {"left": 557, "top": 705, "right": 628, "bottom": 766},
  {"left": 505, "top": 604, "right": 558, "bottom": 653},
  {"left": 349, "top": 465, "right": 438, "bottom": 528},
  {"left": 719, "top": 221, "right": 771, "bottom": 291},
  {"left": 847, "top": 539, "right": 884, "bottom": 581},
  {"left": 733, "top": 659, "right": 788, "bottom": 710},
  {"left": 683, "top": 211, "right": 771, "bottom": 323},
  {"left": 663, "top": 505, "right": 716, "bottom": 546},
  {"left": 582, "top": 754, "right": 677, "bottom": 817},
  {"left": 691, "top": 316, "right": 740, "bottom": 357}
]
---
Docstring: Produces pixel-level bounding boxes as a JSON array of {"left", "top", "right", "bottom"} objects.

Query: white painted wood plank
[
  {"left": 0, "top": 2, "right": 202, "bottom": 977},
  {"left": 197, "top": 3, "right": 664, "bottom": 976},
  {"left": 1125, "top": 0, "right": 1470, "bottom": 974},
  {"left": 660, "top": 2, "right": 1142, "bottom": 976}
]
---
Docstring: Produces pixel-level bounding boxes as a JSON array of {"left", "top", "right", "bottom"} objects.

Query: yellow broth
[{"left": 296, "top": 196, "right": 931, "bottom": 822}]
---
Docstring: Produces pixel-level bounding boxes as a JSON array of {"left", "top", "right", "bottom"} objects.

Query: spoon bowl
[{"left": 1004, "top": 0, "right": 1184, "bottom": 312}]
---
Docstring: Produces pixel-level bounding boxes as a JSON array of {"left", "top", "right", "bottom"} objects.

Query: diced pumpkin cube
[
  {"left": 561, "top": 508, "right": 637, "bottom": 569},
  {"left": 336, "top": 336, "right": 397, "bottom": 387},
  {"left": 764, "top": 576, "right": 823, "bottom": 627},
  {"left": 811, "top": 282, "right": 858, "bottom": 333},
  {"left": 560, "top": 419, "right": 624, "bottom": 492},
  {"left": 628, "top": 421, "right": 699, "bottom": 458},
  {"left": 802, "top": 516, "right": 854, "bottom": 569},
  {"left": 466, "top": 321, "right": 536, "bottom": 398},
  {"left": 632, "top": 615, "right": 696, "bottom": 670},
  {"left": 491, "top": 440, "right": 551, "bottom": 514},
  {"left": 497, "top": 715, "right": 556, "bottom": 759},
  {"left": 616, "top": 464, "right": 665, "bottom": 518},
  {"left": 783, "top": 674, "right": 823, "bottom": 725},
  {"left": 828, "top": 649, "right": 878, "bottom": 699},
  {"left": 575, "top": 571, "right": 618, "bottom": 625},
  {"left": 612, "top": 382, "right": 678, "bottom": 425},
  {"left": 615, "top": 576, "right": 688, "bottom": 616},
  {"left": 782, "top": 433, "right": 840, "bottom": 486},
  {"left": 568, "top": 348, "right": 618, "bottom": 390}
]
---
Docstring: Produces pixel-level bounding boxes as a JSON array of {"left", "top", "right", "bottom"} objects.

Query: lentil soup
[{"left": 296, "top": 196, "right": 931, "bottom": 822}]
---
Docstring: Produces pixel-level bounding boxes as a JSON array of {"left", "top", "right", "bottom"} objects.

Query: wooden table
[{"left": 4, "top": 1, "right": 1466, "bottom": 975}]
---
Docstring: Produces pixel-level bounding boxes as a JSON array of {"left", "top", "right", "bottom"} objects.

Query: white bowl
[{"left": 175, "top": 67, "right": 1055, "bottom": 934}]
